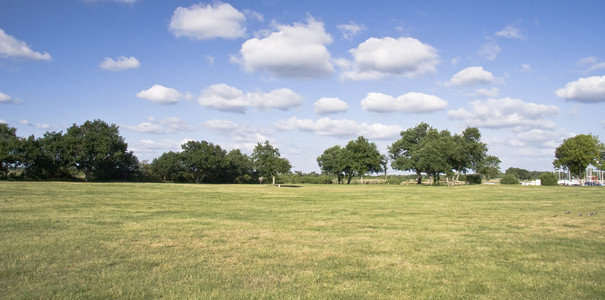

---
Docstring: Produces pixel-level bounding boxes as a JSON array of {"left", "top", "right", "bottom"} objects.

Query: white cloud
[
  {"left": 0, "top": 92, "right": 20, "bottom": 103},
  {"left": 314, "top": 97, "right": 349, "bottom": 115},
  {"left": 276, "top": 117, "right": 402, "bottom": 140},
  {"left": 576, "top": 57, "right": 605, "bottom": 74},
  {"left": 337, "top": 22, "right": 367, "bottom": 40},
  {"left": 198, "top": 83, "right": 303, "bottom": 113},
  {"left": 123, "top": 117, "right": 193, "bottom": 134},
  {"left": 477, "top": 41, "right": 500, "bottom": 61},
  {"left": 496, "top": 25, "right": 526, "bottom": 39},
  {"left": 203, "top": 119, "right": 272, "bottom": 144},
  {"left": 0, "top": 29, "right": 51, "bottom": 61},
  {"left": 18, "top": 119, "right": 50, "bottom": 129},
  {"left": 447, "top": 66, "right": 495, "bottom": 86},
  {"left": 361, "top": 92, "right": 447, "bottom": 113},
  {"left": 468, "top": 87, "right": 500, "bottom": 98},
  {"left": 136, "top": 84, "right": 191, "bottom": 104},
  {"left": 232, "top": 16, "right": 333, "bottom": 78},
  {"left": 555, "top": 75, "right": 605, "bottom": 103},
  {"left": 448, "top": 97, "right": 560, "bottom": 129},
  {"left": 169, "top": 2, "right": 246, "bottom": 40},
  {"left": 0, "top": 119, "right": 6, "bottom": 124},
  {"left": 341, "top": 36, "right": 439, "bottom": 80},
  {"left": 99, "top": 56, "right": 140, "bottom": 71}
]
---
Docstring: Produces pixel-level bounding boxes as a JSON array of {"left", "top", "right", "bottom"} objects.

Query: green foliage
[
  {"left": 317, "top": 145, "right": 346, "bottom": 184},
  {"left": 465, "top": 174, "right": 483, "bottom": 185},
  {"left": 506, "top": 167, "right": 532, "bottom": 180},
  {"left": 554, "top": 134, "right": 603, "bottom": 179},
  {"left": 500, "top": 174, "right": 520, "bottom": 185},
  {"left": 64, "top": 120, "right": 138, "bottom": 181},
  {"left": 0, "top": 124, "right": 19, "bottom": 178},
  {"left": 389, "top": 122, "right": 430, "bottom": 184},
  {"left": 539, "top": 172, "right": 559, "bottom": 186},
  {"left": 181, "top": 141, "right": 227, "bottom": 184},
  {"left": 477, "top": 155, "right": 501, "bottom": 180},
  {"left": 344, "top": 136, "right": 385, "bottom": 183},
  {"left": 252, "top": 141, "right": 291, "bottom": 185}
]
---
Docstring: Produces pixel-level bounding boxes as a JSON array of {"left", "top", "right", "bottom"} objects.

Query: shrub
[
  {"left": 539, "top": 172, "right": 559, "bottom": 186},
  {"left": 466, "top": 174, "right": 483, "bottom": 185},
  {"left": 500, "top": 174, "right": 519, "bottom": 185}
]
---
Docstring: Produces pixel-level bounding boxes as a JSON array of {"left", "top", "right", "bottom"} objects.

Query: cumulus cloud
[
  {"left": 448, "top": 97, "right": 560, "bottom": 129},
  {"left": 0, "top": 29, "right": 51, "bottom": 61},
  {"left": 198, "top": 83, "right": 303, "bottom": 113},
  {"left": 555, "top": 75, "right": 605, "bottom": 103},
  {"left": 169, "top": 2, "right": 247, "bottom": 40},
  {"left": 340, "top": 36, "right": 439, "bottom": 80},
  {"left": 231, "top": 16, "right": 333, "bottom": 78},
  {"left": 0, "top": 92, "right": 20, "bottom": 104},
  {"left": 468, "top": 87, "right": 500, "bottom": 98},
  {"left": 496, "top": 25, "right": 526, "bottom": 40},
  {"left": 99, "top": 56, "right": 140, "bottom": 71},
  {"left": 447, "top": 66, "right": 495, "bottom": 86},
  {"left": 361, "top": 92, "right": 447, "bottom": 113},
  {"left": 314, "top": 97, "right": 349, "bottom": 115},
  {"left": 136, "top": 84, "right": 192, "bottom": 104},
  {"left": 203, "top": 119, "right": 272, "bottom": 144},
  {"left": 276, "top": 117, "right": 402, "bottom": 140},
  {"left": 123, "top": 117, "right": 193, "bottom": 134},
  {"left": 337, "top": 22, "right": 367, "bottom": 40}
]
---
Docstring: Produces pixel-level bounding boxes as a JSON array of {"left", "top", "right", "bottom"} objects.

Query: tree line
[
  {"left": 317, "top": 122, "right": 501, "bottom": 185},
  {"left": 4, "top": 118, "right": 601, "bottom": 185}
]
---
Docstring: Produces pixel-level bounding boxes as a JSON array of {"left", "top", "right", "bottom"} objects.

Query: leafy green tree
[
  {"left": 477, "top": 155, "right": 501, "bottom": 180},
  {"left": 224, "top": 149, "right": 254, "bottom": 183},
  {"left": 64, "top": 120, "right": 137, "bottom": 181},
  {"left": 0, "top": 124, "right": 19, "bottom": 178},
  {"left": 553, "top": 134, "right": 603, "bottom": 180},
  {"left": 505, "top": 167, "right": 531, "bottom": 181},
  {"left": 252, "top": 141, "right": 291, "bottom": 186},
  {"left": 181, "top": 141, "right": 226, "bottom": 184},
  {"left": 500, "top": 174, "right": 519, "bottom": 185},
  {"left": 539, "top": 173, "right": 559, "bottom": 186},
  {"left": 317, "top": 145, "right": 346, "bottom": 184},
  {"left": 389, "top": 122, "right": 431, "bottom": 184},
  {"left": 151, "top": 151, "right": 185, "bottom": 182},
  {"left": 450, "top": 127, "right": 487, "bottom": 181},
  {"left": 19, "top": 132, "right": 72, "bottom": 180},
  {"left": 415, "top": 128, "right": 454, "bottom": 185},
  {"left": 343, "top": 136, "right": 385, "bottom": 184}
]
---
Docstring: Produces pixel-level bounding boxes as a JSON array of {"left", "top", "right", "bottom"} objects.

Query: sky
[{"left": 1, "top": 0, "right": 605, "bottom": 174}]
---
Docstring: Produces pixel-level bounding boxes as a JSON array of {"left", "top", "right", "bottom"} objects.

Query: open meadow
[{"left": 0, "top": 182, "right": 604, "bottom": 299}]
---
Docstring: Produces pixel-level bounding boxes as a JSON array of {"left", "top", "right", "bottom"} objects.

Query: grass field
[{"left": 1, "top": 182, "right": 604, "bottom": 299}]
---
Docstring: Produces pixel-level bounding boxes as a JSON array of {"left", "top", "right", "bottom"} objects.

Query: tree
[
  {"left": 389, "top": 122, "right": 431, "bottom": 184},
  {"left": 64, "top": 120, "right": 137, "bottom": 181},
  {"left": 449, "top": 127, "right": 487, "bottom": 181},
  {"left": 415, "top": 128, "right": 454, "bottom": 185},
  {"left": 181, "top": 141, "right": 226, "bottom": 184},
  {"left": 0, "top": 124, "right": 19, "bottom": 178},
  {"left": 344, "top": 136, "right": 385, "bottom": 184},
  {"left": 224, "top": 149, "right": 253, "bottom": 183},
  {"left": 553, "top": 134, "right": 603, "bottom": 180},
  {"left": 151, "top": 151, "right": 185, "bottom": 182},
  {"left": 540, "top": 173, "right": 558, "bottom": 186},
  {"left": 317, "top": 145, "right": 346, "bottom": 184},
  {"left": 500, "top": 174, "right": 519, "bottom": 185},
  {"left": 477, "top": 155, "right": 501, "bottom": 180},
  {"left": 505, "top": 167, "right": 531, "bottom": 181},
  {"left": 252, "top": 141, "right": 291, "bottom": 186}
]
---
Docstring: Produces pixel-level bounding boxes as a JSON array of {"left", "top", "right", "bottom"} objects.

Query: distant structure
[{"left": 556, "top": 167, "right": 604, "bottom": 186}]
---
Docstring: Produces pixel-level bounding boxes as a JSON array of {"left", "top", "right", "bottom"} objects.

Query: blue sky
[{"left": 1, "top": 0, "right": 604, "bottom": 173}]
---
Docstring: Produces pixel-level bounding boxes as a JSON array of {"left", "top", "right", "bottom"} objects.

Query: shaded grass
[{"left": 0, "top": 182, "right": 604, "bottom": 299}]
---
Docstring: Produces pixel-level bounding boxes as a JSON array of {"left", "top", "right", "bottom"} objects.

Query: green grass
[{"left": 1, "top": 182, "right": 604, "bottom": 299}]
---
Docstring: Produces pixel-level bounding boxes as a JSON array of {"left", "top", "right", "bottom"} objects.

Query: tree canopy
[
  {"left": 553, "top": 134, "right": 604, "bottom": 179},
  {"left": 252, "top": 141, "right": 292, "bottom": 185}
]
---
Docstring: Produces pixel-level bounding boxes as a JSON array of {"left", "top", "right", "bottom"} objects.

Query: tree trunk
[
  {"left": 416, "top": 172, "right": 422, "bottom": 184},
  {"left": 272, "top": 175, "right": 276, "bottom": 186}
]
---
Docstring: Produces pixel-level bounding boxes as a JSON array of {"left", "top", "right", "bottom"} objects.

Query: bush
[
  {"left": 500, "top": 174, "right": 519, "bottom": 185},
  {"left": 539, "top": 173, "right": 559, "bottom": 186},
  {"left": 465, "top": 174, "right": 483, "bottom": 185}
]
